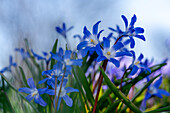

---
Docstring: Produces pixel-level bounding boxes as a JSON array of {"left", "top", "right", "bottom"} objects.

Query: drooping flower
[
  {"left": 15, "top": 48, "right": 30, "bottom": 60},
  {"left": 0, "top": 56, "right": 17, "bottom": 73},
  {"left": 56, "top": 22, "right": 74, "bottom": 38},
  {"left": 31, "top": 49, "right": 51, "bottom": 65},
  {"left": 45, "top": 80, "right": 79, "bottom": 110},
  {"left": 96, "top": 37, "right": 132, "bottom": 67},
  {"left": 19, "top": 78, "right": 48, "bottom": 106},
  {"left": 140, "top": 76, "right": 170, "bottom": 111},
  {"left": 77, "top": 21, "right": 104, "bottom": 57},
  {"left": 109, "top": 14, "right": 145, "bottom": 48}
]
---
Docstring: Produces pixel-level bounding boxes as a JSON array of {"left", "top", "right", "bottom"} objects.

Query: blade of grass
[
  {"left": 100, "top": 68, "right": 142, "bottom": 113},
  {"left": 50, "top": 39, "right": 58, "bottom": 69}
]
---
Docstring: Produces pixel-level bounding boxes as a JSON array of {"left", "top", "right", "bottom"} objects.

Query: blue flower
[
  {"left": 96, "top": 37, "right": 132, "bottom": 67},
  {"left": 46, "top": 80, "right": 79, "bottom": 110},
  {"left": 140, "top": 76, "right": 170, "bottom": 111},
  {"left": 51, "top": 48, "right": 82, "bottom": 72},
  {"left": 39, "top": 62, "right": 67, "bottom": 86},
  {"left": 128, "top": 51, "right": 151, "bottom": 75},
  {"left": 19, "top": 78, "right": 48, "bottom": 106},
  {"left": 0, "top": 56, "right": 17, "bottom": 73},
  {"left": 109, "top": 14, "right": 145, "bottom": 48},
  {"left": 15, "top": 48, "right": 30, "bottom": 59},
  {"left": 56, "top": 22, "right": 74, "bottom": 38},
  {"left": 31, "top": 49, "right": 51, "bottom": 65},
  {"left": 77, "top": 21, "right": 104, "bottom": 57}
]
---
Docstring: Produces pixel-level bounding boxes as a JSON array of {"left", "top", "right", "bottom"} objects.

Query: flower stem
[
  {"left": 54, "top": 77, "right": 58, "bottom": 113},
  {"left": 54, "top": 68, "right": 66, "bottom": 113},
  {"left": 92, "top": 60, "right": 108, "bottom": 113}
]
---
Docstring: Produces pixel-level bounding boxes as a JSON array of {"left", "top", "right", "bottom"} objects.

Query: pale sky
[{"left": 0, "top": 0, "right": 170, "bottom": 69}]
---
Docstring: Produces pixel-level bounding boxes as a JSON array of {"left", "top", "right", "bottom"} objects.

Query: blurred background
[{"left": 1, "top": 0, "right": 170, "bottom": 69}]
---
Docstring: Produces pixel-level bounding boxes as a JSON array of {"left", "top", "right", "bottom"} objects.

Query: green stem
[{"left": 54, "top": 77, "right": 58, "bottom": 113}]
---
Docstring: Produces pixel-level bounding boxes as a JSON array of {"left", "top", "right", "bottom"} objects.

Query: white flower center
[
  {"left": 56, "top": 87, "right": 66, "bottom": 97},
  {"left": 31, "top": 88, "right": 39, "bottom": 97},
  {"left": 103, "top": 48, "right": 115, "bottom": 59},
  {"left": 64, "top": 58, "right": 72, "bottom": 65},
  {"left": 149, "top": 86, "right": 157, "bottom": 94}
]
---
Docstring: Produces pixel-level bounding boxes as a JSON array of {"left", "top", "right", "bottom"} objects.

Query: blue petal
[
  {"left": 63, "top": 23, "right": 66, "bottom": 30},
  {"left": 154, "top": 92, "right": 163, "bottom": 98},
  {"left": 113, "top": 42, "right": 124, "bottom": 51},
  {"left": 65, "top": 87, "right": 79, "bottom": 93},
  {"left": 81, "top": 47, "right": 90, "bottom": 57},
  {"left": 27, "top": 78, "right": 36, "bottom": 89},
  {"left": 123, "top": 39, "right": 131, "bottom": 45},
  {"left": 58, "top": 48, "right": 64, "bottom": 56},
  {"left": 158, "top": 89, "right": 170, "bottom": 96},
  {"left": 121, "top": 15, "right": 128, "bottom": 29},
  {"left": 138, "top": 53, "right": 144, "bottom": 61},
  {"left": 109, "top": 58, "right": 120, "bottom": 67},
  {"left": 51, "top": 52, "right": 63, "bottom": 61},
  {"left": 38, "top": 87, "right": 48, "bottom": 94},
  {"left": 96, "top": 44, "right": 103, "bottom": 56},
  {"left": 18, "top": 88, "right": 32, "bottom": 94},
  {"left": 115, "top": 52, "right": 132, "bottom": 57},
  {"left": 63, "top": 95, "right": 73, "bottom": 107},
  {"left": 25, "top": 94, "right": 34, "bottom": 102},
  {"left": 96, "top": 56, "right": 107, "bottom": 62},
  {"left": 103, "top": 37, "right": 110, "bottom": 48},
  {"left": 130, "top": 14, "right": 137, "bottom": 27},
  {"left": 108, "top": 27, "right": 117, "bottom": 32},
  {"left": 93, "top": 21, "right": 101, "bottom": 35},
  {"left": 107, "top": 33, "right": 113, "bottom": 39},
  {"left": 130, "top": 65, "right": 139, "bottom": 75},
  {"left": 153, "top": 77, "right": 162, "bottom": 88},
  {"left": 71, "top": 59, "right": 83, "bottom": 66},
  {"left": 56, "top": 27, "right": 63, "bottom": 34},
  {"left": 77, "top": 41, "right": 88, "bottom": 50},
  {"left": 38, "top": 78, "right": 49, "bottom": 84},
  {"left": 134, "top": 27, "right": 144, "bottom": 33},
  {"left": 67, "top": 26, "right": 74, "bottom": 32},
  {"left": 46, "top": 89, "right": 55, "bottom": 95},
  {"left": 83, "top": 26, "right": 91, "bottom": 37},
  {"left": 97, "top": 30, "right": 104, "bottom": 39},
  {"left": 135, "top": 35, "right": 145, "bottom": 41},
  {"left": 129, "top": 36, "right": 135, "bottom": 48},
  {"left": 145, "top": 91, "right": 151, "bottom": 100},
  {"left": 64, "top": 50, "right": 72, "bottom": 59},
  {"left": 34, "top": 96, "right": 47, "bottom": 107}
]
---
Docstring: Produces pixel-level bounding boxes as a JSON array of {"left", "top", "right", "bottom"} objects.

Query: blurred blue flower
[
  {"left": 77, "top": 21, "right": 104, "bottom": 57},
  {"left": 128, "top": 51, "right": 151, "bottom": 75},
  {"left": 96, "top": 37, "right": 132, "bottom": 67},
  {"left": 51, "top": 48, "right": 82, "bottom": 72},
  {"left": 140, "top": 76, "right": 170, "bottom": 111},
  {"left": 19, "top": 78, "right": 48, "bottom": 107},
  {"left": 109, "top": 14, "right": 145, "bottom": 48},
  {"left": 15, "top": 48, "right": 30, "bottom": 59},
  {"left": 0, "top": 56, "right": 17, "bottom": 73},
  {"left": 56, "top": 22, "right": 74, "bottom": 38},
  {"left": 31, "top": 49, "right": 51, "bottom": 65},
  {"left": 46, "top": 80, "right": 79, "bottom": 110}
]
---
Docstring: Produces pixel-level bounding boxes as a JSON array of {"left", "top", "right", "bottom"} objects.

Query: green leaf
[
  {"left": 73, "top": 66, "right": 95, "bottom": 106},
  {"left": 104, "top": 100, "right": 121, "bottom": 113},
  {"left": 145, "top": 106, "right": 170, "bottom": 113},
  {"left": 50, "top": 39, "right": 58, "bottom": 69},
  {"left": 19, "top": 66, "right": 29, "bottom": 88},
  {"left": 100, "top": 68, "right": 142, "bottom": 113}
]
